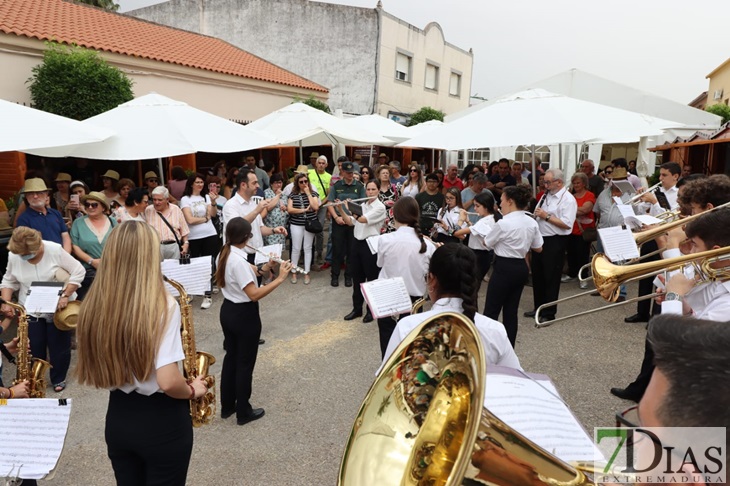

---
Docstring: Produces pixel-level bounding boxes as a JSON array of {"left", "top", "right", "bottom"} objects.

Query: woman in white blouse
[
  {"left": 343, "top": 181, "right": 386, "bottom": 323},
  {"left": 433, "top": 187, "right": 466, "bottom": 244},
  {"left": 399, "top": 164, "right": 425, "bottom": 198},
  {"left": 381, "top": 244, "right": 521, "bottom": 371},
  {"left": 1, "top": 227, "right": 85, "bottom": 393},
  {"left": 76, "top": 221, "right": 209, "bottom": 485},
  {"left": 483, "top": 185, "right": 543, "bottom": 347},
  {"left": 215, "top": 217, "right": 292, "bottom": 425},
  {"left": 453, "top": 191, "right": 499, "bottom": 294},
  {"left": 376, "top": 197, "right": 436, "bottom": 357}
]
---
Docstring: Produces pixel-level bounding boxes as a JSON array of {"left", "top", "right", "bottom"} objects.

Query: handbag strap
[
  {"left": 315, "top": 171, "right": 328, "bottom": 198},
  {"left": 156, "top": 210, "right": 181, "bottom": 247}
]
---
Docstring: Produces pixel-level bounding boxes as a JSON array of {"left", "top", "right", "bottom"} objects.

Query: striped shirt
[
  {"left": 144, "top": 204, "right": 190, "bottom": 242},
  {"left": 288, "top": 190, "right": 319, "bottom": 226}
]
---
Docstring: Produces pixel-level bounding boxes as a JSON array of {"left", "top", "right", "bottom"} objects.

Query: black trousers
[
  {"left": 484, "top": 256, "right": 528, "bottom": 348},
  {"left": 331, "top": 223, "right": 354, "bottom": 280},
  {"left": 219, "top": 299, "right": 261, "bottom": 418},
  {"left": 188, "top": 234, "right": 221, "bottom": 296},
  {"left": 531, "top": 235, "right": 569, "bottom": 319},
  {"left": 75, "top": 267, "right": 96, "bottom": 301},
  {"left": 350, "top": 238, "right": 380, "bottom": 312},
  {"left": 106, "top": 390, "right": 192, "bottom": 486},
  {"left": 624, "top": 334, "right": 654, "bottom": 399},
  {"left": 377, "top": 295, "right": 421, "bottom": 358},
  {"left": 635, "top": 240, "right": 660, "bottom": 317},
  {"left": 29, "top": 316, "right": 70, "bottom": 385},
  {"left": 566, "top": 234, "right": 591, "bottom": 278},
  {"left": 473, "top": 249, "right": 493, "bottom": 294}
]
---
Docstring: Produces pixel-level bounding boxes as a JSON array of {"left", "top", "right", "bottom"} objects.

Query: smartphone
[
  {"left": 208, "top": 183, "right": 216, "bottom": 194},
  {"left": 70, "top": 194, "right": 79, "bottom": 204}
]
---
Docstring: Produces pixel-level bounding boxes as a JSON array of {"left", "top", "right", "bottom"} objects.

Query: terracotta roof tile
[{"left": 0, "top": 0, "right": 328, "bottom": 93}]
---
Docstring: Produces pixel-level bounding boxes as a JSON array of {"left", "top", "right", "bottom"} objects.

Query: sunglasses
[
  {"left": 410, "top": 169, "right": 418, "bottom": 173},
  {"left": 84, "top": 202, "right": 100, "bottom": 209},
  {"left": 298, "top": 180, "right": 308, "bottom": 184},
  {"left": 147, "top": 179, "right": 159, "bottom": 183},
  {"left": 605, "top": 170, "right": 613, "bottom": 175}
]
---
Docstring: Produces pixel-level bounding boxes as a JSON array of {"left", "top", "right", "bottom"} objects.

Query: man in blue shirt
[{"left": 15, "top": 178, "right": 71, "bottom": 253}]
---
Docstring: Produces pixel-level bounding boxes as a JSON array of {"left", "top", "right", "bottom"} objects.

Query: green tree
[
  {"left": 706, "top": 103, "right": 730, "bottom": 124},
  {"left": 27, "top": 42, "right": 134, "bottom": 120},
  {"left": 75, "top": 0, "right": 119, "bottom": 11},
  {"left": 293, "top": 95, "right": 331, "bottom": 113},
  {"left": 408, "top": 106, "right": 445, "bottom": 126}
]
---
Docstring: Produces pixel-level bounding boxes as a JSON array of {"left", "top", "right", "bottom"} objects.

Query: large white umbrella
[
  {"left": 0, "top": 99, "right": 112, "bottom": 152},
  {"left": 397, "top": 89, "right": 677, "bottom": 151},
  {"left": 342, "top": 114, "right": 412, "bottom": 143},
  {"left": 247, "top": 103, "right": 393, "bottom": 147},
  {"left": 29, "top": 93, "right": 276, "bottom": 160},
  {"left": 404, "top": 119, "right": 444, "bottom": 138}
]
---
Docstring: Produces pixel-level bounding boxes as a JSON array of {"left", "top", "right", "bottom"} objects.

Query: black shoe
[
  {"left": 523, "top": 310, "right": 536, "bottom": 318},
  {"left": 538, "top": 315, "right": 555, "bottom": 324},
  {"left": 331, "top": 277, "right": 339, "bottom": 287},
  {"left": 237, "top": 408, "right": 265, "bottom": 425},
  {"left": 610, "top": 387, "right": 643, "bottom": 402},
  {"left": 258, "top": 339, "right": 265, "bottom": 345},
  {"left": 345, "top": 277, "right": 353, "bottom": 287},
  {"left": 344, "top": 309, "right": 363, "bottom": 321},
  {"left": 363, "top": 312, "right": 373, "bottom": 323},
  {"left": 221, "top": 409, "right": 235, "bottom": 419},
  {"left": 624, "top": 313, "right": 649, "bottom": 323}
]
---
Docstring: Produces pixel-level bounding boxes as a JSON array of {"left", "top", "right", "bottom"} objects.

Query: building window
[
  {"left": 449, "top": 71, "right": 461, "bottom": 97},
  {"left": 515, "top": 145, "right": 551, "bottom": 165},
  {"left": 457, "top": 148, "right": 491, "bottom": 169},
  {"left": 396, "top": 52, "right": 411, "bottom": 82},
  {"left": 425, "top": 63, "right": 439, "bottom": 91}
]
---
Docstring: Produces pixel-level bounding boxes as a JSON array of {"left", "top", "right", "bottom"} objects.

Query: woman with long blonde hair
[{"left": 75, "top": 221, "right": 208, "bottom": 486}]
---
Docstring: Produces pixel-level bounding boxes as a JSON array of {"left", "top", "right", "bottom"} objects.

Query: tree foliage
[
  {"left": 75, "top": 0, "right": 119, "bottom": 11},
  {"left": 293, "top": 95, "right": 331, "bottom": 114},
  {"left": 408, "top": 106, "right": 445, "bottom": 126},
  {"left": 28, "top": 42, "right": 134, "bottom": 120},
  {"left": 706, "top": 103, "right": 730, "bottom": 125}
]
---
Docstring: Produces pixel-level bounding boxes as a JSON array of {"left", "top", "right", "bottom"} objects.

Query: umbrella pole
[
  {"left": 158, "top": 158, "right": 165, "bottom": 185},
  {"left": 530, "top": 145, "right": 536, "bottom": 198},
  {"left": 299, "top": 141, "right": 303, "bottom": 166},
  {"left": 558, "top": 144, "right": 563, "bottom": 171}
]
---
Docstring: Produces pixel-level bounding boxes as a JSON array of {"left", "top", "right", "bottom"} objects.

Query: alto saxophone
[
  {"left": 1, "top": 299, "right": 52, "bottom": 398},
  {"left": 164, "top": 277, "right": 216, "bottom": 427}
]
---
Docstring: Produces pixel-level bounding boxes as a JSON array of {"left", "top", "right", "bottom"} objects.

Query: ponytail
[
  {"left": 392, "top": 197, "right": 425, "bottom": 252},
  {"left": 428, "top": 245, "right": 477, "bottom": 320},
  {"left": 214, "top": 243, "right": 232, "bottom": 289},
  {"left": 410, "top": 220, "right": 427, "bottom": 253},
  {"left": 214, "top": 217, "right": 252, "bottom": 289}
]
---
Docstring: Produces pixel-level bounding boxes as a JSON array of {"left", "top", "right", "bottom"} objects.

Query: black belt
[{"left": 161, "top": 240, "right": 177, "bottom": 245}]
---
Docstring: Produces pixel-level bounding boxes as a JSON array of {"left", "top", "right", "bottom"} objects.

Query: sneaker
[
  {"left": 212, "top": 285, "right": 219, "bottom": 294},
  {"left": 579, "top": 280, "right": 588, "bottom": 289},
  {"left": 201, "top": 297, "right": 212, "bottom": 309},
  {"left": 560, "top": 275, "right": 576, "bottom": 283}
]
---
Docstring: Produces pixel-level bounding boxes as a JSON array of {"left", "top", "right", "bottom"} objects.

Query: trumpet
[
  {"left": 535, "top": 245, "right": 730, "bottom": 327},
  {"left": 626, "top": 182, "right": 660, "bottom": 206},
  {"left": 245, "top": 245, "right": 307, "bottom": 274}
]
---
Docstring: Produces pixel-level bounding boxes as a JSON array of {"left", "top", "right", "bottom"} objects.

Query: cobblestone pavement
[{"left": 3, "top": 270, "right": 648, "bottom": 485}]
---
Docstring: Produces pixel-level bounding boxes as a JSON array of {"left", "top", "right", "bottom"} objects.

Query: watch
[
  {"left": 87, "top": 258, "right": 93, "bottom": 265},
  {"left": 665, "top": 292, "right": 683, "bottom": 302},
  {"left": 545, "top": 214, "right": 552, "bottom": 222}
]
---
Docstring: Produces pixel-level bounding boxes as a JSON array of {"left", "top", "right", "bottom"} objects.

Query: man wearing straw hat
[{"left": 15, "top": 178, "right": 72, "bottom": 253}]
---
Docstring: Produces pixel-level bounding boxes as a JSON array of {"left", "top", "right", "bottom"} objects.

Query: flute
[
  {"left": 321, "top": 197, "right": 372, "bottom": 208},
  {"left": 245, "top": 245, "right": 307, "bottom": 274}
]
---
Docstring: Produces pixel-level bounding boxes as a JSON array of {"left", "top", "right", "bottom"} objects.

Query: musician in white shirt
[
  {"left": 380, "top": 244, "right": 521, "bottom": 374},
  {"left": 343, "top": 181, "right": 387, "bottom": 323},
  {"left": 525, "top": 169, "right": 576, "bottom": 324},
  {"left": 483, "top": 186, "right": 543, "bottom": 346},
  {"left": 376, "top": 197, "right": 436, "bottom": 357}
]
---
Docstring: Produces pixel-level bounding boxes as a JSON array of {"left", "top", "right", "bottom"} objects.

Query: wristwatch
[
  {"left": 665, "top": 292, "right": 683, "bottom": 302},
  {"left": 545, "top": 214, "right": 552, "bottom": 222}
]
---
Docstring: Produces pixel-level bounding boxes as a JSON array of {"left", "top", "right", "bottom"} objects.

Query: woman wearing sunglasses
[
  {"left": 70, "top": 191, "right": 117, "bottom": 302},
  {"left": 287, "top": 173, "right": 320, "bottom": 284},
  {"left": 359, "top": 167, "right": 372, "bottom": 185},
  {"left": 400, "top": 165, "right": 425, "bottom": 198}
]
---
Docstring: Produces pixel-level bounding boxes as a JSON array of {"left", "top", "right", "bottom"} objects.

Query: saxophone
[
  {"left": 1, "top": 299, "right": 52, "bottom": 398},
  {"left": 163, "top": 277, "right": 216, "bottom": 427}
]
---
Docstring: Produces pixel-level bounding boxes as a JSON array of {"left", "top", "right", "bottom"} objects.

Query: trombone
[{"left": 535, "top": 245, "right": 730, "bottom": 327}]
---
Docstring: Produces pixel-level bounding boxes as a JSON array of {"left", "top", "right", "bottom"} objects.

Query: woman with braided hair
[
  {"left": 380, "top": 244, "right": 521, "bottom": 371},
  {"left": 375, "top": 197, "right": 436, "bottom": 357}
]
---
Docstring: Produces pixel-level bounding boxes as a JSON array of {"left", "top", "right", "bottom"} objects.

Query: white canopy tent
[
  {"left": 1, "top": 99, "right": 112, "bottom": 152},
  {"left": 342, "top": 114, "right": 412, "bottom": 143},
  {"left": 29, "top": 93, "right": 277, "bottom": 183}
]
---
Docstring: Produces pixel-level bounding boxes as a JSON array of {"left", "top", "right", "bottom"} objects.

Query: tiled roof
[{"left": 0, "top": 0, "right": 328, "bottom": 93}]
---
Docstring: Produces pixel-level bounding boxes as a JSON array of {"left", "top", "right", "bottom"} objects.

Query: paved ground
[{"left": 2, "top": 267, "right": 649, "bottom": 485}]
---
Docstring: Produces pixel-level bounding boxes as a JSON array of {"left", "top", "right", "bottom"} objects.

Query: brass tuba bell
[{"left": 339, "top": 312, "right": 595, "bottom": 485}]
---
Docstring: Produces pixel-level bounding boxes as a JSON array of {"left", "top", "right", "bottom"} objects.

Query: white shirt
[
  {"left": 180, "top": 194, "right": 217, "bottom": 240},
  {"left": 222, "top": 192, "right": 264, "bottom": 252},
  {"left": 350, "top": 198, "right": 386, "bottom": 241},
  {"left": 662, "top": 280, "right": 730, "bottom": 321},
  {"left": 467, "top": 214, "right": 495, "bottom": 251},
  {"left": 379, "top": 298, "right": 522, "bottom": 374},
  {"left": 115, "top": 296, "right": 185, "bottom": 396},
  {"left": 377, "top": 226, "right": 436, "bottom": 297},
  {"left": 484, "top": 211, "right": 543, "bottom": 258},
  {"left": 219, "top": 246, "right": 257, "bottom": 303},
  {"left": 536, "top": 186, "right": 577, "bottom": 236},
  {"left": 400, "top": 183, "right": 420, "bottom": 198},
  {"left": 435, "top": 206, "right": 465, "bottom": 236},
  {"left": 1, "top": 241, "right": 85, "bottom": 308},
  {"left": 647, "top": 184, "right": 679, "bottom": 217}
]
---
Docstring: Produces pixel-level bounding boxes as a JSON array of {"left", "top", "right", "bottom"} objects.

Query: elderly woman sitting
[{"left": 0, "top": 227, "right": 85, "bottom": 393}]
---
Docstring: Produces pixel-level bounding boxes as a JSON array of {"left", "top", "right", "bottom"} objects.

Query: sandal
[
  {"left": 290, "top": 275, "right": 297, "bottom": 284},
  {"left": 54, "top": 382, "right": 66, "bottom": 393},
  {"left": 303, "top": 274, "right": 311, "bottom": 285}
]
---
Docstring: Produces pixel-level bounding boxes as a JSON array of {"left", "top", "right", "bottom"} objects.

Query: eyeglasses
[
  {"left": 298, "top": 180, "right": 308, "bottom": 184},
  {"left": 543, "top": 180, "right": 554, "bottom": 185},
  {"left": 84, "top": 202, "right": 100, "bottom": 209},
  {"left": 147, "top": 179, "right": 159, "bottom": 183}
]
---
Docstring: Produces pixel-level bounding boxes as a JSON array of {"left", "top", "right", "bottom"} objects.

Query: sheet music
[
  {"left": 366, "top": 235, "right": 380, "bottom": 255},
  {"left": 161, "top": 257, "right": 212, "bottom": 296},
  {"left": 0, "top": 398, "right": 72, "bottom": 480},
  {"left": 254, "top": 243, "right": 282, "bottom": 265},
  {"left": 611, "top": 180, "right": 635, "bottom": 195},
  {"left": 361, "top": 278, "right": 412, "bottom": 318},
  {"left": 484, "top": 368, "right": 602, "bottom": 463},
  {"left": 23, "top": 282, "right": 63, "bottom": 314},
  {"left": 616, "top": 205, "right": 661, "bottom": 229},
  {"left": 598, "top": 226, "right": 640, "bottom": 262}
]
